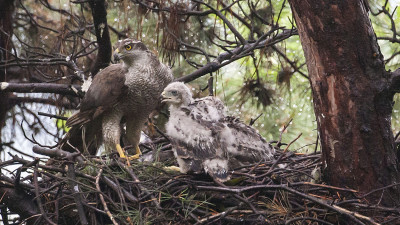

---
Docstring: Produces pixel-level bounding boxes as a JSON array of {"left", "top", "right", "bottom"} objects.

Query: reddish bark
[{"left": 288, "top": 0, "right": 400, "bottom": 204}]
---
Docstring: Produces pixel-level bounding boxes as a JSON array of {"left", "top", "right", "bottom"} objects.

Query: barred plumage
[{"left": 63, "top": 39, "right": 173, "bottom": 159}]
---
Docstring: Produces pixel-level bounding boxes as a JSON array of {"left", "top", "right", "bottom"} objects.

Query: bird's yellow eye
[{"left": 125, "top": 45, "right": 132, "bottom": 51}]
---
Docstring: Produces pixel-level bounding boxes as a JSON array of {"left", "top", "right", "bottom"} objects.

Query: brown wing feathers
[
  {"left": 65, "top": 108, "right": 105, "bottom": 127},
  {"left": 66, "top": 64, "right": 127, "bottom": 127}
]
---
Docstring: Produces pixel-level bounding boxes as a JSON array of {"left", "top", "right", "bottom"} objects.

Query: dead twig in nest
[
  {"left": 96, "top": 168, "right": 118, "bottom": 225},
  {"left": 0, "top": 134, "right": 398, "bottom": 224}
]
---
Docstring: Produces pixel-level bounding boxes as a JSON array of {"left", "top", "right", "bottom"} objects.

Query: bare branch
[
  {"left": 96, "top": 168, "right": 119, "bottom": 225},
  {"left": 33, "top": 165, "right": 57, "bottom": 225},
  {"left": 193, "top": 0, "right": 246, "bottom": 45},
  {"left": 67, "top": 162, "right": 88, "bottom": 225},
  {"left": 38, "top": 112, "right": 68, "bottom": 120},
  {"left": 131, "top": 0, "right": 238, "bottom": 17},
  {"left": 177, "top": 29, "right": 297, "bottom": 83},
  {"left": 32, "top": 145, "right": 81, "bottom": 160},
  {"left": 0, "top": 82, "right": 82, "bottom": 97}
]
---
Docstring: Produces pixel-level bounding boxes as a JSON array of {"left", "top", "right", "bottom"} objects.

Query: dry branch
[
  {"left": 177, "top": 29, "right": 297, "bottom": 83},
  {"left": 1, "top": 136, "right": 399, "bottom": 224},
  {"left": 67, "top": 162, "right": 88, "bottom": 225},
  {"left": 96, "top": 168, "right": 118, "bottom": 225},
  {"left": 0, "top": 82, "right": 82, "bottom": 96}
]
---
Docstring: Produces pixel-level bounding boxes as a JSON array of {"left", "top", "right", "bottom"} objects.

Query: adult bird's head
[
  {"left": 161, "top": 82, "right": 193, "bottom": 107},
  {"left": 113, "top": 39, "right": 148, "bottom": 65}
]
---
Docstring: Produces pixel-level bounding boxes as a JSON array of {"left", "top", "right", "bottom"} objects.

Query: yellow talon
[
  {"left": 116, "top": 145, "right": 141, "bottom": 162},
  {"left": 125, "top": 145, "right": 142, "bottom": 160}
]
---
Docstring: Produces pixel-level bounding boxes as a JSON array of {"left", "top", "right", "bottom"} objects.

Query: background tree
[
  {"left": 288, "top": 0, "right": 400, "bottom": 205},
  {"left": 0, "top": 0, "right": 15, "bottom": 144}
]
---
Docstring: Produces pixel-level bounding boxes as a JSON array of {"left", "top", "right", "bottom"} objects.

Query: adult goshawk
[{"left": 65, "top": 39, "right": 173, "bottom": 160}]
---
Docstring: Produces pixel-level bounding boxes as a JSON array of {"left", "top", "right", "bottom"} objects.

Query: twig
[
  {"left": 359, "top": 182, "right": 400, "bottom": 199},
  {"left": 332, "top": 205, "right": 381, "bottom": 225},
  {"left": 285, "top": 216, "right": 335, "bottom": 225},
  {"left": 195, "top": 206, "right": 240, "bottom": 225},
  {"left": 66, "top": 162, "right": 88, "bottom": 225},
  {"left": 301, "top": 182, "right": 358, "bottom": 193},
  {"left": 192, "top": 0, "right": 246, "bottom": 45},
  {"left": 96, "top": 168, "right": 119, "bottom": 225},
  {"left": 283, "top": 133, "right": 302, "bottom": 153},
  {"left": 38, "top": 112, "right": 68, "bottom": 120},
  {"left": 152, "top": 123, "right": 170, "bottom": 142},
  {"left": 249, "top": 113, "right": 263, "bottom": 126},
  {"left": 276, "top": 118, "right": 293, "bottom": 147},
  {"left": 267, "top": 133, "right": 302, "bottom": 174},
  {"left": 116, "top": 161, "right": 163, "bottom": 210},
  {"left": 33, "top": 165, "right": 57, "bottom": 225},
  {"left": 102, "top": 176, "right": 139, "bottom": 203}
]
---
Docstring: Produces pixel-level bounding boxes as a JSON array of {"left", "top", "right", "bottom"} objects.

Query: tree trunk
[
  {"left": 89, "top": 0, "right": 112, "bottom": 75},
  {"left": 288, "top": 0, "right": 400, "bottom": 205},
  {"left": 0, "top": 0, "right": 14, "bottom": 142}
]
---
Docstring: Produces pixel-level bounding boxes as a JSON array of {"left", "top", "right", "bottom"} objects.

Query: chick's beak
[
  {"left": 113, "top": 49, "right": 121, "bottom": 62},
  {"left": 160, "top": 91, "right": 169, "bottom": 103}
]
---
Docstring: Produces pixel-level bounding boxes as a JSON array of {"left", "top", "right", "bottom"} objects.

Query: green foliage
[
  {"left": 214, "top": 34, "right": 315, "bottom": 150},
  {"left": 56, "top": 118, "right": 70, "bottom": 133},
  {"left": 9, "top": 0, "right": 400, "bottom": 152},
  {"left": 98, "top": 0, "right": 400, "bottom": 150},
  {"left": 368, "top": 1, "right": 400, "bottom": 135}
]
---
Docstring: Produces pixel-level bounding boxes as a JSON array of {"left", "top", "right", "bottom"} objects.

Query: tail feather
[
  {"left": 59, "top": 120, "right": 103, "bottom": 155},
  {"left": 66, "top": 110, "right": 95, "bottom": 127}
]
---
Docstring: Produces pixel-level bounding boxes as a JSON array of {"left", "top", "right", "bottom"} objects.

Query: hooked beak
[
  {"left": 160, "top": 91, "right": 170, "bottom": 103},
  {"left": 113, "top": 49, "right": 121, "bottom": 62}
]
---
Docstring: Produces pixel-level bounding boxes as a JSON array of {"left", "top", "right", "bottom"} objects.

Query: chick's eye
[
  {"left": 171, "top": 90, "right": 178, "bottom": 96},
  {"left": 125, "top": 45, "right": 132, "bottom": 51}
]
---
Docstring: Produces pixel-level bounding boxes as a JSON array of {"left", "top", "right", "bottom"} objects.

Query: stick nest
[{"left": 1, "top": 136, "right": 399, "bottom": 225}]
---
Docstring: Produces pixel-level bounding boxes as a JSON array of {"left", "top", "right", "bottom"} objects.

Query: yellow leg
[
  {"left": 116, "top": 144, "right": 142, "bottom": 161},
  {"left": 164, "top": 166, "right": 182, "bottom": 173},
  {"left": 116, "top": 144, "right": 126, "bottom": 158},
  {"left": 116, "top": 144, "right": 131, "bottom": 166}
]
